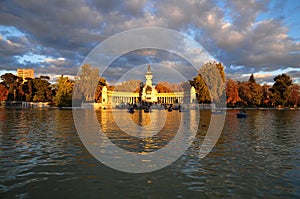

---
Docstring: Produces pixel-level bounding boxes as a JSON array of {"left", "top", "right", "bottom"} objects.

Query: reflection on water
[
  {"left": 97, "top": 109, "right": 183, "bottom": 152},
  {"left": 0, "top": 108, "right": 299, "bottom": 198}
]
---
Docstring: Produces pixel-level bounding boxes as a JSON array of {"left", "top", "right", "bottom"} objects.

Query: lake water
[{"left": 0, "top": 108, "right": 299, "bottom": 198}]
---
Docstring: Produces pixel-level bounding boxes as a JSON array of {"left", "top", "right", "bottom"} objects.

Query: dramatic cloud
[{"left": 0, "top": 0, "right": 299, "bottom": 83}]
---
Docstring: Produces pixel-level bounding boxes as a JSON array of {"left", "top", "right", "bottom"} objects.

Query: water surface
[{"left": 0, "top": 109, "right": 299, "bottom": 198}]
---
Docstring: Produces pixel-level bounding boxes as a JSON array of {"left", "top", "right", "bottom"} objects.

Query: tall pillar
[{"left": 102, "top": 86, "right": 108, "bottom": 103}]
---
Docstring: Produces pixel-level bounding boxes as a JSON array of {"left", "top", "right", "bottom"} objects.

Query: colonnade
[
  {"left": 110, "top": 96, "right": 139, "bottom": 104},
  {"left": 157, "top": 96, "right": 184, "bottom": 104},
  {"left": 105, "top": 91, "right": 195, "bottom": 104}
]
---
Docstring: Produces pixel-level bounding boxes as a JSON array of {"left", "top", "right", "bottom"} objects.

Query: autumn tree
[
  {"left": 238, "top": 74, "right": 262, "bottom": 106},
  {"left": 0, "top": 73, "right": 23, "bottom": 101},
  {"left": 0, "top": 84, "right": 8, "bottom": 101},
  {"left": 161, "top": 82, "right": 184, "bottom": 92},
  {"left": 114, "top": 80, "right": 141, "bottom": 92},
  {"left": 155, "top": 82, "right": 172, "bottom": 93},
  {"left": 261, "top": 84, "right": 272, "bottom": 107},
  {"left": 287, "top": 84, "right": 300, "bottom": 107},
  {"left": 226, "top": 79, "right": 240, "bottom": 106},
  {"left": 238, "top": 81, "right": 251, "bottom": 106},
  {"left": 191, "top": 74, "right": 211, "bottom": 103}
]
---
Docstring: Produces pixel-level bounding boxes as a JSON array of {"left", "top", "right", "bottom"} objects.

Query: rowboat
[{"left": 237, "top": 112, "right": 247, "bottom": 118}]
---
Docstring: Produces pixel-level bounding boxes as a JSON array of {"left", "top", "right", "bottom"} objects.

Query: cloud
[
  {"left": 0, "top": 0, "right": 299, "bottom": 84},
  {"left": 0, "top": 36, "right": 29, "bottom": 56},
  {"left": 44, "top": 57, "right": 69, "bottom": 67}
]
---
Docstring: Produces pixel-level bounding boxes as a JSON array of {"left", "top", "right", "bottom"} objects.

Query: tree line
[
  {"left": 226, "top": 74, "right": 299, "bottom": 107},
  {"left": 0, "top": 63, "right": 299, "bottom": 107},
  {"left": 0, "top": 64, "right": 108, "bottom": 107},
  {"left": 191, "top": 62, "right": 299, "bottom": 107}
]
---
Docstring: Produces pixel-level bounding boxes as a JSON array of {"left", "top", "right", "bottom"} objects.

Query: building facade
[
  {"left": 101, "top": 65, "right": 196, "bottom": 106},
  {"left": 17, "top": 68, "right": 34, "bottom": 81}
]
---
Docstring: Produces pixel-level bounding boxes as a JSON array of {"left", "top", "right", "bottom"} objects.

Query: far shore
[{"left": 1, "top": 101, "right": 299, "bottom": 110}]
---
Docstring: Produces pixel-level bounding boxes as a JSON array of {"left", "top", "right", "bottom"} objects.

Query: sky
[{"left": 0, "top": 0, "right": 299, "bottom": 85}]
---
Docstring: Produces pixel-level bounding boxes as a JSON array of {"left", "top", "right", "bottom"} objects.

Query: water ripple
[{"left": 0, "top": 109, "right": 299, "bottom": 198}]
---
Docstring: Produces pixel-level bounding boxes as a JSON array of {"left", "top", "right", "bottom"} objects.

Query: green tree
[
  {"left": 22, "top": 78, "right": 34, "bottom": 101},
  {"left": 249, "top": 74, "right": 256, "bottom": 83},
  {"left": 248, "top": 79, "right": 262, "bottom": 106},
  {"left": 32, "top": 77, "right": 52, "bottom": 102},
  {"left": 270, "top": 74, "right": 292, "bottom": 106},
  {"left": 53, "top": 76, "right": 74, "bottom": 107},
  {"left": 0, "top": 73, "right": 23, "bottom": 101},
  {"left": 0, "top": 73, "right": 21, "bottom": 88}
]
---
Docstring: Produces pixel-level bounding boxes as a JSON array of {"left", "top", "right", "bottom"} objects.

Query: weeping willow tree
[{"left": 73, "top": 64, "right": 99, "bottom": 104}]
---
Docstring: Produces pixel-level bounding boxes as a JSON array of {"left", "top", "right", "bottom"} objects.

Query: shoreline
[
  {"left": 1, "top": 106, "right": 299, "bottom": 111},
  {"left": 1, "top": 101, "right": 299, "bottom": 110}
]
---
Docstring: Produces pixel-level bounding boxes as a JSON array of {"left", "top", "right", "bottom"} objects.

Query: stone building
[{"left": 101, "top": 65, "right": 196, "bottom": 106}]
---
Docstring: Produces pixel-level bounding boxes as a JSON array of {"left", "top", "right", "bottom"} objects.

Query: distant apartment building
[{"left": 17, "top": 68, "right": 34, "bottom": 81}]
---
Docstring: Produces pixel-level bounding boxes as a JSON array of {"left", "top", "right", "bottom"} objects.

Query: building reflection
[{"left": 95, "top": 109, "right": 184, "bottom": 153}]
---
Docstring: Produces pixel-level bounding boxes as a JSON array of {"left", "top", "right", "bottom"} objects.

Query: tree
[
  {"left": 40, "top": 75, "right": 50, "bottom": 80},
  {"left": 0, "top": 73, "right": 21, "bottom": 88},
  {"left": 155, "top": 82, "right": 172, "bottom": 93},
  {"left": 0, "top": 84, "right": 8, "bottom": 101},
  {"left": 114, "top": 80, "right": 141, "bottom": 92},
  {"left": 261, "top": 84, "right": 272, "bottom": 107},
  {"left": 191, "top": 74, "right": 211, "bottom": 103},
  {"left": 22, "top": 78, "right": 34, "bottom": 101},
  {"left": 270, "top": 74, "right": 292, "bottom": 106},
  {"left": 249, "top": 74, "right": 256, "bottom": 84},
  {"left": 95, "top": 77, "right": 107, "bottom": 103},
  {"left": 138, "top": 82, "right": 144, "bottom": 103},
  {"left": 192, "top": 62, "right": 226, "bottom": 103},
  {"left": 226, "top": 79, "right": 240, "bottom": 106},
  {"left": 287, "top": 84, "right": 300, "bottom": 107},
  {"left": 238, "top": 81, "right": 251, "bottom": 105},
  {"left": 53, "top": 76, "right": 74, "bottom": 107},
  {"left": 0, "top": 73, "right": 23, "bottom": 101},
  {"left": 248, "top": 82, "right": 263, "bottom": 106},
  {"left": 74, "top": 64, "right": 99, "bottom": 102},
  {"left": 238, "top": 75, "right": 262, "bottom": 106},
  {"left": 32, "top": 77, "right": 52, "bottom": 102},
  {"left": 198, "top": 62, "right": 226, "bottom": 102}
]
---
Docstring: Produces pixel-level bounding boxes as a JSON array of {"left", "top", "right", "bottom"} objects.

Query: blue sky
[{"left": 0, "top": 0, "right": 299, "bottom": 84}]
